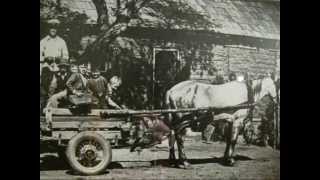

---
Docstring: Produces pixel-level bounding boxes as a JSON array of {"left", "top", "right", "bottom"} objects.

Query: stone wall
[
  {"left": 227, "top": 46, "right": 278, "bottom": 79},
  {"left": 187, "top": 44, "right": 279, "bottom": 81},
  {"left": 111, "top": 38, "right": 279, "bottom": 82}
]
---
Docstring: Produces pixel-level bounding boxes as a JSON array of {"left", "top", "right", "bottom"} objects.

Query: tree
[
  {"left": 40, "top": 0, "right": 216, "bottom": 109},
  {"left": 91, "top": 0, "right": 110, "bottom": 30},
  {"left": 81, "top": 0, "right": 215, "bottom": 65},
  {"left": 81, "top": 0, "right": 216, "bottom": 109}
]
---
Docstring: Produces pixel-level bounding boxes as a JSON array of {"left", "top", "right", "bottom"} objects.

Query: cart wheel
[{"left": 66, "top": 132, "right": 112, "bottom": 175}]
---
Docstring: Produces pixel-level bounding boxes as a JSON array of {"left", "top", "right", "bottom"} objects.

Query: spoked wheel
[{"left": 66, "top": 132, "right": 112, "bottom": 175}]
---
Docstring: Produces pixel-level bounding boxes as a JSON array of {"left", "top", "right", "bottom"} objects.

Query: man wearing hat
[
  {"left": 55, "top": 59, "right": 72, "bottom": 93},
  {"left": 40, "top": 19, "right": 69, "bottom": 76},
  {"left": 44, "top": 63, "right": 87, "bottom": 111}
]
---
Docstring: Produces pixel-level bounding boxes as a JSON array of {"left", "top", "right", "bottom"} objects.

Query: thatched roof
[
  {"left": 62, "top": 0, "right": 279, "bottom": 40},
  {"left": 133, "top": 0, "right": 279, "bottom": 40},
  {"left": 60, "top": 0, "right": 98, "bottom": 24}
]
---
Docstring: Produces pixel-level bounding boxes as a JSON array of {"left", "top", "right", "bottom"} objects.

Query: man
[
  {"left": 40, "top": 58, "right": 58, "bottom": 98},
  {"left": 228, "top": 72, "right": 237, "bottom": 82},
  {"left": 105, "top": 76, "right": 123, "bottom": 109},
  {"left": 88, "top": 70, "right": 123, "bottom": 109},
  {"left": 40, "top": 19, "right": 69, "bottom": 77},
  {"left": 255, "top": 72, "right": 277, "bottom": 147},
  {"left": 70, "top": 63, "right": 79, "bottom": 74},
  {"left": 88, "top": 69, "right": 109, "bottom": 108},
  {"left": 45, "top": 64, "right": 87, "bottom": 109},
  {"left": 66, "top": 64, "right": 89, "bottom": 97},
  {"left": 50, "top": 60, "right": 72, "bottom": 107},
  {"left": 40, "top": 59, "right": 55, "bottom": 113},
  {"left": 56, "top": 62, "right": 71, "bottom": 93},
  {"left": 40, "top": 57, "right": 62, "bottom": 113}
]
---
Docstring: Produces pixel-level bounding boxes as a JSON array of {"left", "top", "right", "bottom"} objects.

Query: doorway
[{"left": 152, "top": 48, "right": 180, "bottom": 109}]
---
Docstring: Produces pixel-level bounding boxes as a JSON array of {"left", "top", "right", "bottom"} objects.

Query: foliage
[
  {"left": 40, "top": 0, "right": 216, "bottom": 109},
  {"left": 40, "top": 0, "right": 91, "bottom": 59}
]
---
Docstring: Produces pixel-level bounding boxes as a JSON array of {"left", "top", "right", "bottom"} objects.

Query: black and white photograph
[{"left": 40, "top": 0, "right": 280, "bottom": 179}]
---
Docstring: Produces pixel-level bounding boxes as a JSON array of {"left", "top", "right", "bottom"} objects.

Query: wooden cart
[{"left": 40, "top": 104, "right": 254, "bottom": 175}]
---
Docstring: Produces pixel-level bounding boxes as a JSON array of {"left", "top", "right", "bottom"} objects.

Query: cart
[{"left": 40, "top": 104, "right": 254, "bottom": 175}]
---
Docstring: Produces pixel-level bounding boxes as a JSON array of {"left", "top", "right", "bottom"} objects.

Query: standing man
[{"left": 40, "top": 19, "right": 69, "bottom": 77}]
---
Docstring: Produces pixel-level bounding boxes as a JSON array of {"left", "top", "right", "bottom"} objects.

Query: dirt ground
[{"left": 40, "top": 136, "right": 280, "bottom": 180}]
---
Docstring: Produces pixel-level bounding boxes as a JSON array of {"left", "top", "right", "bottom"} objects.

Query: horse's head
[{"left": 252, "top": 77, "right": 277, "bottom": 103}]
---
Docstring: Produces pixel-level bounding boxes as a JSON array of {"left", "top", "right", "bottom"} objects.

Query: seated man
[
  {"left": 88, "top": 69, "right": 108, "bottom": 108},
  {"left": 66, "top": 63, "right": 89, "bottom": 97},
  {"left": 53, "top": 60, "right": 72, "bottom": 107},
  {"left": 45, "top": 63, "right": 88, "bottom": 109},
  {"left": 102, "top": 75, "right": 123, "bottom": 109},
  {"left": 88, "top": 73, "right": 124, "bottom": 110},
  {"left": 56, "top": 61, "right": 71, "bottom": 93}
]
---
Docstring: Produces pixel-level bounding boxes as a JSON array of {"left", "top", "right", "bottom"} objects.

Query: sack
[{"left": 69, "top": 94, "right": 92, "bottom": 106}]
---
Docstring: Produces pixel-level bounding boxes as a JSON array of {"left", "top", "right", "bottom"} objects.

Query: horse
[{"left": 164, "top": 77, "right": 277, "bottom": 168}]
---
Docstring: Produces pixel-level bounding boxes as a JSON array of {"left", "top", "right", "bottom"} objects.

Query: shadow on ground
[
  {"left": 40, "top": 154, "right": 124, "bottom": 171},
  {"left": 150, "top": 155, "right": 253, "bottom": 167},
  {"left": 40, "top": 153, "right": 253, "bottom": 173},
  {"left": 40, "top": 155, "right": 69, "bottom": 171}
]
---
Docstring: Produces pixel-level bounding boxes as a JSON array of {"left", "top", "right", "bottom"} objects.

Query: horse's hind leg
[
  {"left": 224, "top": 119, "right": 240, "bottom": 166},
  {"left": 175, "top": 129, "right": 191, "bottom": 169}
]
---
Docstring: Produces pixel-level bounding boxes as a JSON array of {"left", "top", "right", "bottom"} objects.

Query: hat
[
  {"left": 47, "top": 19, "right": 60, "bottom": 28},
  {"left": 78, "top": 64, "right": 87, "bottom": 68},
  {"left": 91, "top": 67, "right": 100, "bottom": 72},
  {"left": 48, "top": 19, "right": 60, "bottom": 25},
  {"left": 58, "top": 58, "right": 70, "bottom": 67},
  {"left": 44, "top": 56, "right": 55, "bottom": 63}
]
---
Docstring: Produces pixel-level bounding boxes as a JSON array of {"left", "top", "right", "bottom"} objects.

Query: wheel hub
[{"left": 80, "top": 144, "right": 98, "bottom": 161}]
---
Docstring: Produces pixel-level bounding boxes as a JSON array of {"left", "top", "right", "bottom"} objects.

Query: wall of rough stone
[
  {"left": 187, "top": 44, "right": 279, "bottom": 81},
  {"left": 227, "top": 46, "right": 278, "bottom": 79},
  {"left": 119, "top": 38, "right": 279, "bottom": 82}
]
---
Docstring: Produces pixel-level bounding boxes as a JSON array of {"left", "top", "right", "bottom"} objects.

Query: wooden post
[
  {"left": 277, "top": 97, "right": 280, "bottom": 147},
  {"left": 273, "top": 104, "right": 277, "bottom": 149}
]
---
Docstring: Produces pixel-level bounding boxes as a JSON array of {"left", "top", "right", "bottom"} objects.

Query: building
[{"left": 62, "top": 0, "right": 279, "bottom": 81}]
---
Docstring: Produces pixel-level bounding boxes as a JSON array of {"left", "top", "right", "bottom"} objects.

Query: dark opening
[{"left": 153, "top": 51, "right": 180, "bottom": 109}]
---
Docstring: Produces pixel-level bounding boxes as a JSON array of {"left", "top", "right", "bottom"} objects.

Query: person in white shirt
[{"left": 40, "top": 19, "right": 69, "bottom": 76}]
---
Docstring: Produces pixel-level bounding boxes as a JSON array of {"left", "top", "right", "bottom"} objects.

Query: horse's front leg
[
  {"left": 168, "top": 130, "right": 177, "bottom": 166},
  {"left": 175, "top": 129, "right": 191, "bottom": 169},
  {"left": 224, "top": 119, "right": 241, "bottom": 166}
]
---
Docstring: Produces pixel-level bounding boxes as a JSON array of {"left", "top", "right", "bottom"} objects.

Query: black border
[
  {"left": 0, "top": 1, "right": 39, "bottom": 178},
  {"left": 0, "top": 1, "right": 312, "bottom": 179}
]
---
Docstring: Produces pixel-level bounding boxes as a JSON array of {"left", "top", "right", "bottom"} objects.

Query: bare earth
[{"left": 40, "top": 136, "right": 280, "bottom": 180}]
